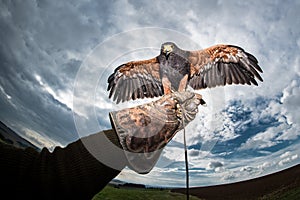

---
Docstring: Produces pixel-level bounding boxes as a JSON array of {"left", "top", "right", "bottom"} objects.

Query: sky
[{"left": 0, "top": 0, "right": 300, "bottom": 187}]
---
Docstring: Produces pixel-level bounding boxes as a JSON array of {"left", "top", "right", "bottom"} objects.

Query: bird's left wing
[
  {"left": 188, "top": 44, "right": 263, "bottom": 90},
  {"left": 107, "top": 57, "right": 164, "bottom": 103}
]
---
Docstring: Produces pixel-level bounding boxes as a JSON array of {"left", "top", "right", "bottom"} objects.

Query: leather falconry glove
[{"left": 109, "top": 91, "right": 205, "bottom": 174}]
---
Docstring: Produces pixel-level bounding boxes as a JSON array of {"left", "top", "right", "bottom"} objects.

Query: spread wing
[
  {"left": 107, "top": 57, "right": 164, "bottom": 103},
  {"left": 188, "top": 44, "right": 263, "bottom": 89}
]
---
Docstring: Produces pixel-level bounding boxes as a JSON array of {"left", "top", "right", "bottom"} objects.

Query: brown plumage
[{"left": 107, "top": 42, "right": 263, "bottom": 104}]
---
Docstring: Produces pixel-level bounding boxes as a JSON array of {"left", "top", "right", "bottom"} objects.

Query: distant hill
[
  {"left": 172, "top": 164, "right": 300, "bottom": 199},
  {"left": 0, "top": 121, "right": 39, "bottom": 151}
]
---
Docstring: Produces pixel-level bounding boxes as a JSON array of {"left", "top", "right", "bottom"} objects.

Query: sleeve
[{"left": 0, "top": 129, "right": 126, "bottom": 200}]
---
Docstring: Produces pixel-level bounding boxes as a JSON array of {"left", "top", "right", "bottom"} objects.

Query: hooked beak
[{"left": 163, "top": 45, "right": 173, "bottom": 58}]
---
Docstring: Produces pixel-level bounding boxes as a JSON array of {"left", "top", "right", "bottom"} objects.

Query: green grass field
[
  {"left": 259, "top": 185, "right": 300, "bottom": 200},
  {"left": 92, "top": 185, "right": 201, "bottom": 200},
  {"left": 93, "top": 184, "right": 300, "bottom": 200}
]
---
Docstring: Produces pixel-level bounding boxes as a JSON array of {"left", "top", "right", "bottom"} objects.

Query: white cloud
[
  {"left": 35, "top": 74, "right": 74, "bottom": 110},
  {"left": 1, "top": 0, "right": 300, "bottom": 188},
  {"left": 22, "top": 127, "right": 62, "bottom": 151},
  {"left": 0, "top": 85, "right": 12, "bottom": 100},
  {"left": 281, "top": 78, "right": 300, "bottom": 126},
  {"left": 115, "top": 141, "right": 300, "bottom": 187},
  {"left": 292, "top": 154, "right": 298, "bottom": 160},
  {"left": 239, "top": 124, "right": 283, "bottom": 150},
  {"left": 280, "top": 151, "right": 291, "bottom": 158},
  {"left": 278, "top": 154, "right": 298, "bottom": 166},
  {"left": 238, "top": 75, "right": 300, "bottom": 151},
  {"left": 206, "top": 161, "right": 224, "bottom": 170}
]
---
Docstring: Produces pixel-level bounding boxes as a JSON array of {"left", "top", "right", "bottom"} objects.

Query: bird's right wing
[{"left": 107, "top": 57, "right": 164, "bottom": 103}]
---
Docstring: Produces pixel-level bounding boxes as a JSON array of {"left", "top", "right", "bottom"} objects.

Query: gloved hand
[{"left": 109, "top": 91, "right": 205, "bottom": 174}]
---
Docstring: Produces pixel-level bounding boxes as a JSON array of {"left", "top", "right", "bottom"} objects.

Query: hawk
[{"left": 107, "top": 42, "right": 263, "bottom": 103}]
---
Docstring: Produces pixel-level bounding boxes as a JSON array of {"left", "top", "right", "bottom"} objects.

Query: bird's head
[{"left": 161, "top": 42, "right": 178, "bottom": 59}]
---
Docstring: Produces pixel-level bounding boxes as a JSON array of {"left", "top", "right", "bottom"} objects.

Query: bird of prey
[{"left": 107, "top": 42, "right": 263, "bottom": 104}]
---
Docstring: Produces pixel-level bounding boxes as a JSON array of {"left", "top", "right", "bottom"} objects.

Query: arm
[
  {"left": 0, "top": 129, "right": 124, "bottom": 200},
  {"left": 0, "top": 91, "right": 203, "bottom": 199}
]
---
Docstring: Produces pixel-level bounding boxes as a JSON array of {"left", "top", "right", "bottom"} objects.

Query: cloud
[
  {"left": 0, "top": 85, "right": 11, "bottom": 100},
  {"left": 189, "top": 149, "right": 200, "bottom": 157},
  {"left": 115, "top": 141, "right": 300, "bottom": 187},
  {"left": 282, "top": 79, "right": 300, "bottom": 122},
  {"left": 0, "top": 0, "right": 300, "bottom": 188},
  {"left": 278, "top": 151, "right": 298, "bottom": 166},
  {"left": 34, "top": 74, "right": 73, "bottom": 110},
  {"left": 22, "top": 127, "right": 62, "bottom": 151},
  {"left": 238, "top": 76, "right": 300, "bottom": 151},
  {"left": 207, "top": 161, "right": 223, "bottom": 169},
  {"left": 0, "top": 0, "right": 116, "bottom": 145},
  {"left": 206, "top": 161, "right": 224, "bottom": 173},
  {"left": 278, "top": 155, "right": 298, "bottom": 166},
  {"left": 239, "top": 124, "right": 285, "bottom": 150},
  {"left": 280, "top": 151, "right": 292, "bottom": 158}
]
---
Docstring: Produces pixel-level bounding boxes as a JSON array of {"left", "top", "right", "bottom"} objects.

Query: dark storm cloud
[
  {"left": 0, "top": 58, "right": 76, "bottom": 144},
  {"left": 0, "top": 37, "right": 76, "bottom": 144},
  {"left": 0, "top": 0, "right": 121, "bottom": 145}
]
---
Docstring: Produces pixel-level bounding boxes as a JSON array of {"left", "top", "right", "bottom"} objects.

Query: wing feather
[
  {"left": 229, "top": 64, "right": 238, "bottom": 84},
  {"left": 126, "top": 79, "right": 132, "bottom": 101},
  {"left": 117, "top": 81, "right": 124, "bottom": 104},
  {"left": 230, "top": 64, "right": 240, "bottom": 83},
  {"left": 236, "top": 66, "right": 247, "bottom": 84},
  {"left": 113, "top": 78, "right": 122, "bottom": 102},
  {"left": 211, "top": 66, "right": 217, "bottom": 87},
  {"left": 107, "top": 57, "right": 163, "bottom": 103},
  {"left": 140, "top": 78, "right": 150, "bottom": 97},
  {"left": 223, "top": 63, "right": 232, "bottom": 85},
  {"left": 138, "top": 78, "right": 145, "bottom": 99},
  {"left": 188, "top": 44, "right": 263, "bottom": 89},
  {"left": 132, "top": 78, "right": 139, "bottom": 100}
]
